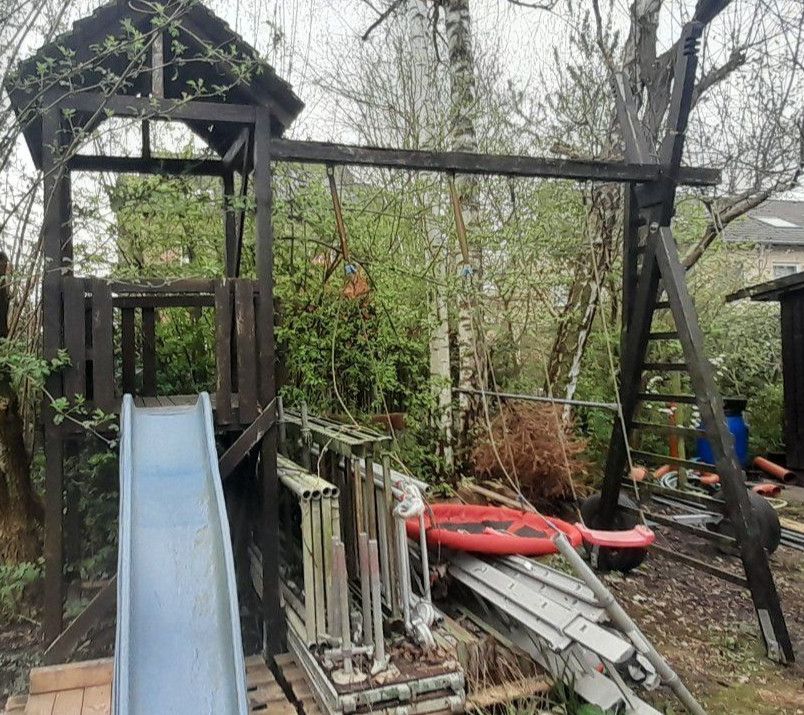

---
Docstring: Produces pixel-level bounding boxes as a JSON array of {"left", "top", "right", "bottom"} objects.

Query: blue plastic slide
[{"left": 113, "top": 393, "right": 248, "bottom": 714}]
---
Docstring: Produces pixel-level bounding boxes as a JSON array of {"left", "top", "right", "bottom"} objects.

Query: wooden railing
[{"left": 60, "top": 277, "right": 261, "bottom": 425}]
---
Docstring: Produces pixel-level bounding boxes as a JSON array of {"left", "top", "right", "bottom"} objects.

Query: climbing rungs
[
  {"left": 654, "top": 300, "right": 671, "bottom": 309},
  {"left": 637, "top": 392, "right": 698, "bottom": 404},
  {"left": 649, "top": 331, "right": 678, "bottom": 340},
  {"left": 631, "top": 421, "right": 704, "bottom": 438},
  {"left": 630, "top": 450, "right": 715, "bottom": 472},
  {"left": 642, "top": 362, "right": 687, "bottom": 372}
]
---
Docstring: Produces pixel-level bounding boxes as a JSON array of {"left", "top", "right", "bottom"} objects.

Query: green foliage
[
  {"left": 0, "top": 560, "right": 42, "bottom": 621},
  {"left": 0, "top": 339, "right": 69, "bottom": 391}
]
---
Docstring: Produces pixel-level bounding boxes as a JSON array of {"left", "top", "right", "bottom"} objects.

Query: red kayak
[{"left": 407, "top": 503, "right": 582, "bottom": 556}]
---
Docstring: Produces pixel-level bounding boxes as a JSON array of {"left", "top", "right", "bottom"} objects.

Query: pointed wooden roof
[{"left": 6, "top": 0, "right": 304, "bottom": 166}]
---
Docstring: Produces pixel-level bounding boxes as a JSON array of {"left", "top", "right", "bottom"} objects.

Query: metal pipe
[
  {"left": 382, "top": 453, "right": 400, "bottom": 617},
  {"left": 333, "top": 539, "right": 353, "bottom": 674},
  {"left": 454, "top": 387, "right": 619, "bottom": 412},
  {"left": 358, "top": 532, "right": 373, "bottom": 645},
  {"left": 330, "top": 538, "right": 343, "bottom": 645},
  {"left": 277, "top": 395, "right": 288, "bottom": 453},
  {"left": 299, "top": 498, "right": 317, "bottom": 643},
  {"left": 418, "top": 513, "right": 432, "bottom": 603},
  {"left": 553, "top": 533, "right": 708, "bottom": 715},
  {"left": 395, "top": 516, "right": 412, "bottom": 628},
  {"left": 300, "top": 401, "right": 312, "bottom": 471},
  {"left": 310, "top": 497, "right": 326, "bottom": 641},
  {"left": 368, "top": 539, "right": 386, "bottom": 670},
  {"left": 278, "top": 472, "right": 317, "bottom": 501}
]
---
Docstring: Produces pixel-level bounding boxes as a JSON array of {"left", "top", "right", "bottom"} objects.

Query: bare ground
[{"left": 605, "top": 531, "right": 804, "bottom": 714}]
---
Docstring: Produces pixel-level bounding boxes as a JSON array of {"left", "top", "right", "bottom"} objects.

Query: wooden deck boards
[{"left": 3, "top": 654, "right": 295, "bottom": 715}]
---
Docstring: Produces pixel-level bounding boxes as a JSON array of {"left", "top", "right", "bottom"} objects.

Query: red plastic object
[
  {"left": 575, "top": 523, "right": 655, "bottom": 549},
  {"left": 408, "top": 504, "right": 582, "bottom": 556},
  {"left": 752, "top": 482, "right": 782, "bottom": 497}
]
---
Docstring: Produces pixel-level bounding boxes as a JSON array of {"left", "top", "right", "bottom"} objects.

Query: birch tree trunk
[
  {"left": 407, "top": 0, "right": 454, "bottom": 468},
  {"left": 444, "top": 0, "right": 484, "bottom": 443}
]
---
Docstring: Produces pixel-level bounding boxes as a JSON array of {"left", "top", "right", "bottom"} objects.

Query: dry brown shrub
[{"left": 471, "top": 403, "right": 590, "bottom": 502}]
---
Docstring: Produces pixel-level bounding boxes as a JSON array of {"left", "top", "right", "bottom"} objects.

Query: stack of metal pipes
[{"left": 277, "top": 456, "right": 340, "bottom": 646}]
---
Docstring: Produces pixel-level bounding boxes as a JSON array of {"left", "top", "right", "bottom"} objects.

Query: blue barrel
[{"left": 696, "top": 397, "right": 749, "bottom": 468}]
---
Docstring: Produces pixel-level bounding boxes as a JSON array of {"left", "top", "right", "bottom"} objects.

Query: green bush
[{"left": 0, "top": 560, "right": 42, "bottom": 621}]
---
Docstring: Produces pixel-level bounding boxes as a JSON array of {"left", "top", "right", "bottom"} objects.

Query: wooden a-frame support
[{"left": 599, "top": 16, "right": 794, "bottom": 663}]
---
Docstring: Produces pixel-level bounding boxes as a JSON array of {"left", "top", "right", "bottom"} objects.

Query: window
[
  {"left": 757, "top": 216, "right": 799, "bottom": 229},
  {"left": 773, "top": 263, "right": 799, "bottom": 279}
]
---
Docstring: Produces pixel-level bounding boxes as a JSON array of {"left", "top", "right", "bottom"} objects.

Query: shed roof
[
  {"left": 723, "top": 200, "right": 804, "bottom": 247},
  {"left": 726, "top": 271, "right": 804, "bottom": 303},
  {"left": 5, "top": 0, "right": 304, "bottom": 167}
]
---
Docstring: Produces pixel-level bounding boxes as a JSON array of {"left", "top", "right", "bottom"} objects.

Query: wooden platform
[{"left": 3, "top": 655, "right": 295, "bottom": 715}]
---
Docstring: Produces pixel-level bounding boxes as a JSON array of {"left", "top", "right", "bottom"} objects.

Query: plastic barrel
[{"left": 696, "top": 397, "right": 749, "bottom": 468}]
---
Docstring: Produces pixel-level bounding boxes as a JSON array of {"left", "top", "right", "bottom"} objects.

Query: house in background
[{"left": 723, "top": 199, "right": 804, "bottom": 281}]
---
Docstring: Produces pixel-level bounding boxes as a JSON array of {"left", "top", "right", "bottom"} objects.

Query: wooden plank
[
  {"left": 43, "top": 578, "right": 116, "bottom": 665},
  {"left": 112, "top": 295, "right": 214, "bottom": 309},
  {"left": 215, "top": 281, "right": 233, "bottom": 424},
  {"left": 52, "top": 690, "right": 83, "bottom": 715},
  {"left": 21, "top": 692, "right": 55, "bottom": 715},
  {"left": 68, "top": 154, "right": 225, "bottom": 176},
  {"left": 219, "top": 401, "right": 276, "bottom": 481},
  {"left": 234, "top": 279, "right": 258, "bottom": 422},
  {"left": 120, "top": 309, "right": 135, "bottom": 395},
  {"left": 141, "top": 308, "right": 156, "bottom": 397},
  {"left": 30, "top": 660, "right": 112, "bottom": 695},
  {"left": 79, "top": 685, "right": 110, "bottom": 715},
  {"left": 268, "top": 138, "right": 721, "bottom": 186},
  {"left": 60, "top": 93, "right": 257, "bottom": 125},
  {"left": 62, "top": 279, "right": 86, "bottom": 400},
  {"left": 90, "top": 279, "right": 114, "bottom": 412}
]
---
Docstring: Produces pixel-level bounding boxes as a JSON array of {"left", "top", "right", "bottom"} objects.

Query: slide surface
[{"left": 114, "top": 393, "right": 248, "bottom": 715}]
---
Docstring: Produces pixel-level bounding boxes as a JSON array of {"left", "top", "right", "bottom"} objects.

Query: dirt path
[{"left": 606, "top": 532, "right": 804, "bottom": 714}]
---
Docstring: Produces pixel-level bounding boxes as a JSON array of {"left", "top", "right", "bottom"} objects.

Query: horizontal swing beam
[
  {"left": 69, "top": 154, "right": 226, "bottom": 176},
  {"left": 269, "top": 138, "right": 721, "bottom": 186}
]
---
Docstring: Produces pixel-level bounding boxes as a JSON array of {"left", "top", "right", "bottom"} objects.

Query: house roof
[
  {"left": 722, "top": 200, "right": 804, "bottom": 246},
  {"left": 5, "top": 0, "right": 304, "bottom": 167}
]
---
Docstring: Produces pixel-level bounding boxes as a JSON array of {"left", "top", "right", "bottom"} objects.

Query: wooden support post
[
  {"left": 654, "top": 228, "right": 794, "bottom": 663},
  {"left": 223, "top": 172, "right": 238, "bottom": 278},
  {"left": 41, "top": 105, "right": 69, "bottom": 643},
  {"left": 599, "top": 231, "right": 661, "bottom": 523},
  {"left": 254, "top": 108, "right": 284, "bottom": 657}
]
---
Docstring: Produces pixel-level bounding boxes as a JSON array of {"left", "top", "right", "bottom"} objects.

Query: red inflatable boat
[{"left": 407, "top": 503, "right": 583, "bottom": 556}]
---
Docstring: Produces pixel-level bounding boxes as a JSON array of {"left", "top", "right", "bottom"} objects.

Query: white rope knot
[{"left": 394, "top": 483, "right": 425, "bottom": 520}]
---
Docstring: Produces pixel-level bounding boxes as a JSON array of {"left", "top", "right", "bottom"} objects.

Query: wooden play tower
[{"left": 5, "top": 0, "right": 793, "bottom": 687}]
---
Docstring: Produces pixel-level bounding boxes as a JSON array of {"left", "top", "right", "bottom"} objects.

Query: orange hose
[{"left": 753, "top": 456, "right": 796, "bottom": 483}]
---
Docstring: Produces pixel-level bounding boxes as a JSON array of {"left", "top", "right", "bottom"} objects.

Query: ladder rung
[
  {"left": 631, "top": 421, "right": 704, "bottom": 438},
  {"left": 630, "top": 450, "right": 716, "bottom": 472},
  {"left": 655, "top": 301, "right": 671, "bottom": 309},
  {"left": 637, "top": 393, "right": 698, "bottom": 404},
  {"left": 643, "top": 362, "right": 687, "bottom": 372},
  {"left": 649, "top": 331, "right": 679, "bottom": 340}
]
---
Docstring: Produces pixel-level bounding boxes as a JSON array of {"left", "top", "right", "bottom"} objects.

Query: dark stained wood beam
[
  {"left": 59, "top": 92, "right": 257, "bottom": 124},
  {"left": 43, "top": 577, "right": 117, "bottom": 664},
  {"left": 269, "top": 138, "right": 721, "bottom": 186},
  {"left": 218, "top": 400, "right": 276, "bottom": 481},
  {"left": 69, "top": 154, "right": 226, "bottom": 176}
]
